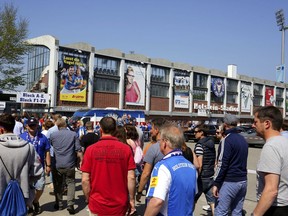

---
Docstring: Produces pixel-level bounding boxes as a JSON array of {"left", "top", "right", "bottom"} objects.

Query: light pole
[{"left": 275, "top": 9, "right": 288, "bottom": 82}]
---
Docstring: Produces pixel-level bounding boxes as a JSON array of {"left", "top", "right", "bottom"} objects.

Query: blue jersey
[
  {"left": 64, "top": 74, "right": 77, "bottom": 90},
  {"left": 20, "top": 132, "right": 50, "bottom": 167},
  {"left": 147, "top": 150, "right": 197, "bottom": 216}
]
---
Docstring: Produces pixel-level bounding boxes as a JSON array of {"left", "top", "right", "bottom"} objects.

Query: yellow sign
[
  {"left": 60, "top": 87, "right": 87, "bottom": 102},
  {"left": 150, "top": 177, "right": 158, "bottom": 188}
]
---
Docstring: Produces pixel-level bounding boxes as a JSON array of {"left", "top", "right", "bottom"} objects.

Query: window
[
  {"left": 151, "top": 66, "right": 169, "bottom": 82},
  {"left": 226, "top": 79, "right": 238, "bottom": 104},
  {"left": 193, "top": 73, "right": 207, "bottom": 87},
  {"left": 253, "top": 96, "right": 262, "bottom": 106},
  {"left": 94, "top": 77, "right": 119, "bottom": 92},
  {"left": 151, "top": 84, "right": 169, "bottom": 97},
  {"left": 193, "top": 89, "right": 207, "bottom": 100},
  {"left": 275, "top": 99, "right": 283, "bottom": 107},
  {"left": 275, "top": 88, "right": 283, "bottom": 107},
  {"left": 192, "top": 73, "right": 208, "bottom": 101},
  {"left": 151, "top": 66, "right": 170, "bottom": 97},
  {"left": 226, "top": 79, "right": 238, "bottom": 92},
  {"left": 276, "top": 88, "right": 283, "bottom": 98},
  {"left": 254, "top": 84, "right": 263, "bottom": 96},
  {"left": 227, "top": 94, "right": 237, "bottom": 104},
  {"left": 93, "top": 56, "right": 120, "bottom": 93},
  {"left": 94, "top": 56, "right": 119, "bottom": 76},
  {"left": 27, "top": 46, "right": 50, "bottom": 90}
]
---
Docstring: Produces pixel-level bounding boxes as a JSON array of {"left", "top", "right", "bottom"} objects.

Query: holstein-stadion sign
[{"left": 16, "top": 92, "right": 49, "bottom": 104}]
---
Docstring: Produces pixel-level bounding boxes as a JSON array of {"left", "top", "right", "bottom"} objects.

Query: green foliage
[{"left": 0, "top": 3, "right": 29, "bottom": 90}]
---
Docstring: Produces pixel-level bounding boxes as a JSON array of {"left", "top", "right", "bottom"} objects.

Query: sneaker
[
  {"left": 27, "top": 207, "right": 34, "bottom": 216},
  {"left": 33, "top": 202, "right": 41, "bottom": 214},
  {"left": 202, "top": 205, "right": 211, "bottom": 211},
  {"left": 67, "top": 205, "right": 75, "bottom": 215}
]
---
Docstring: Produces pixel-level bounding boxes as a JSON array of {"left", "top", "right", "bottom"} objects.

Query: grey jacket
[{"left": 0, "top": 133, "right": 43, "bottom": 201}]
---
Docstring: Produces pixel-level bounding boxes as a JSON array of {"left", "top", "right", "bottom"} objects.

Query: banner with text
[
  {"left": 174, "top": 75, "right": 190, "bottom": 108},
  {"left": 16, "top": 92, "right": 49, "bottom": 104},
  {"left": 58, "top": 54, "right": 88, "bottom": 102}
]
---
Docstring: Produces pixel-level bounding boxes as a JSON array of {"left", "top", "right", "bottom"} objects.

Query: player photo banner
[
  {"left": 59, "top": 55, "right": 88, "bottom": 102},
  {"left": 174, "top": 75, "right": 190, "bottom": 108}
]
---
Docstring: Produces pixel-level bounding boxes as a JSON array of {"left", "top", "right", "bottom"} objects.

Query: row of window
[{"left": 26, "top": 47, "right": 286, "bottom": 108}]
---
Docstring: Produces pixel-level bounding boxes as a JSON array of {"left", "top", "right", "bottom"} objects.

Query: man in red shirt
[{"left": 81, "top": 117, "right": 136, "bottom": 216}]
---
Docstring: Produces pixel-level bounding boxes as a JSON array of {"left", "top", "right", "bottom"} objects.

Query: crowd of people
[{"left": 0, "top": 105, "right": 287, "bottom": 216}]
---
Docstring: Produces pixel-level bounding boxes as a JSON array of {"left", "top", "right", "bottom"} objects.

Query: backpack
[{"left": 0, "top": 149, "right": 30, "bottom": 216}]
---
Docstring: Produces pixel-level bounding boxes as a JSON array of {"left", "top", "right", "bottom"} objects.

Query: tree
[{"left": 0, "top": 3, "right": 29, "bottom": 91}]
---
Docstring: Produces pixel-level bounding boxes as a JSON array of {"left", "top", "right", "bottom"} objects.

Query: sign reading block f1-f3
[{"left": 16, "top": 92, "right": 49, "bottom": 104}]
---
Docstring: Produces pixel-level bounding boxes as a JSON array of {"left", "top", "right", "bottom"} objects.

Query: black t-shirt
[{"left": 80, "top": 132, "right": 100, "bottom": 153}]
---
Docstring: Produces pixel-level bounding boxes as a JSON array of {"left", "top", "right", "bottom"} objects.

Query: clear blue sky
[{"left": 6, "top": 0, "right": 288, "bottom": 82}]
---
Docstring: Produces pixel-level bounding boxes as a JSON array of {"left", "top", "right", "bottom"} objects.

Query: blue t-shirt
[
  {"left": 146, "top": 150, "right": 197, "bottom": 216},
  {"left": 20, "top": 132, "right": 50, "bottom": 167}
]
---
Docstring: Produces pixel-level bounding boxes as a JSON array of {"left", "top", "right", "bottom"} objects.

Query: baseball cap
[
  {"left": 223, "top": 114, "right": 238, "bottom": 126},
  {"left": 27, "top": 118, "right": 39, "bottom": 126}
]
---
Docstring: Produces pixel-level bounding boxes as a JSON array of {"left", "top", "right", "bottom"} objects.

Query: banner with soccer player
[{"left": 58, "top": 54, "right": 88, "bottom": 102}]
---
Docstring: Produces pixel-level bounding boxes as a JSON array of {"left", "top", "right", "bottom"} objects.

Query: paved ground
[
  {"left": 38, "top": 142, "right": 261, "bottom": 215},
  {"left": 38, "top": 170, "right": 257, "bottom": 216}
]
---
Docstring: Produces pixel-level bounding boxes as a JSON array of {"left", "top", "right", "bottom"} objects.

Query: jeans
[
  {"left": 52, "top": 167, "right": 76, "bottom": 206},
  {"left": 215, "top": 180, "right": 247, "bottom": 216},
  {"left": 195, "top": 177, "right": 215, "bottom": 204}
]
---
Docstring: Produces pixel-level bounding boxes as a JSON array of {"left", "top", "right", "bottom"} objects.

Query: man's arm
[
  {"left": 45, "top": 150, "right": 51, "bottom": 175},
  {"left": 144, "top": 197, "right": 164, "bottom": 216},
  {"left": 136, "top": 162, "right": 153, "bottom": 201},
  {"left": 127, "top": 169, "right": 136, "bottom": 213},
  {"left": 196, "top": 155, "right": 203, "bottom": 173},
  {"left": 252, "top": 172, "right": 279, "bottom": 216},
  {"left": 82, "top": 171, "right": 91, "bottom": 202}
]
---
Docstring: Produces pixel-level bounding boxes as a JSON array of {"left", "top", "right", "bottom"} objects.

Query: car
[
  {"left": 184, "top": 124, "right": 218, "bottom": 142},
  {"left": 240, "top": 128, "right": 265, "bottom": 146}
]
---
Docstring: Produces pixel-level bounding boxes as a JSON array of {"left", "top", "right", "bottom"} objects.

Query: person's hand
[
  {"left": 136, "top": 192, "right": 142, "bottom": 202},
  {"left": 128, "top": 198, "right": 136, "bottom": 215},
  {"left": 212, "top": 186, "right": 219, "bottom": 198}
]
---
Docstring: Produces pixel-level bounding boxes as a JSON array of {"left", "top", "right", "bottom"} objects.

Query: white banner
[
  {"left": 125, "top": 65, "right": 146, "bottom": 106},
  {"left": 16, "top": 92, "right": 49, "bottom": 104},
  {"left": 276, "top": 65, "right": 285, "bottom": 83},
  {"left": 0, "top": 102, "right": 6, "bottom": 110},
  {"left": 241, "top": 84, "right": 251, "bottom": 113}
]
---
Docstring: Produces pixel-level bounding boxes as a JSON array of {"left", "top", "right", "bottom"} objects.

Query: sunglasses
[
  {"left": 194, "top": 130, "right": 201, "bottom": 134},
  {"left": 216, "top": 132, "right": 221, "bottom": 134}
]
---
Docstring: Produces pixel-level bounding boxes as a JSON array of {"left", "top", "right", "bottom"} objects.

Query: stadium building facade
[{"left": 21, "top": 35, "right": 288, "bottom": 124}]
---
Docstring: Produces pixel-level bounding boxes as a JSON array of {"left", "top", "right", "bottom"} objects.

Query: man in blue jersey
[
  {"left": 144, "top": 123, "right": 197, "bottom": 216},
  {"left": 20, "top": 118, "right": 51, "bottom": 215}
]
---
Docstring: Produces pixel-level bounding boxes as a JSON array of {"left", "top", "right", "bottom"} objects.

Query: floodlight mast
[{"left": 275, "top": 9, "right": 288, "bottom": 82}]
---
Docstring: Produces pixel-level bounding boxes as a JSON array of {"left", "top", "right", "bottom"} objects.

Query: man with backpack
[{"left": 0, "top": 113, "right": 43, "bottom": 216}]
